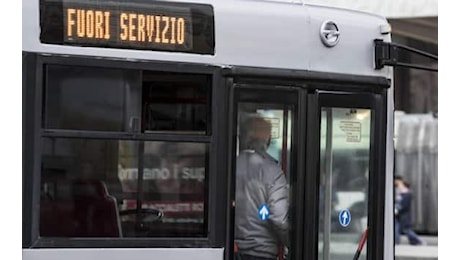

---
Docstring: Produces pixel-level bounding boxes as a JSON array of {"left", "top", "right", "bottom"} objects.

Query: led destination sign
[
  {"left": 65, "top": 6, "right": 191, "bottom": 50},
  {"left": 40, "top": 0, "right": 215, "bottom": 54}
]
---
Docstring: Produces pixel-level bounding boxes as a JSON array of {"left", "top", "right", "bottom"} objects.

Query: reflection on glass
[
  {"left": 40, "top": 138, "right": 207, "bottom": 238},
  {"left": 142, "top": 72, "right": 210, "bottom": 134},
  {"left": 318, "top": 108, "right": 371, "bottom": 260},
  {"left": 44, "top": 66, "right": 211, "bottom": 134},
  {"left": 119, "top": 141, "right": 207, "bottom": 236},
  {"left": 44, "top": 65, "right": 140, "bottom": 131}
]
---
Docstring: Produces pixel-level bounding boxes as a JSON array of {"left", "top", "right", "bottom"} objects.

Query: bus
[{"left": 23, "top": 0, "right": 398, "bottom": 259}]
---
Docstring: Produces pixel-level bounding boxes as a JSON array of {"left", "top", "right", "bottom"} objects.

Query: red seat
[{"left": 40, "top": 179, "right": 122, "bottom": 237}]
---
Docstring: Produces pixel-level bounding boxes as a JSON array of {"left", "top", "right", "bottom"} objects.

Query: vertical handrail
[
  {"left": 323, "top": 108, "right": 333, "bottom": 260},
  {"left": 281, "top": 107, "right": 289, "bottom": 173},
  {"left": 353, "top": 228, "right": 369, "bottom": 260},
  {"left": 279, "top": 107, "right": 289, "bottom": 260}
]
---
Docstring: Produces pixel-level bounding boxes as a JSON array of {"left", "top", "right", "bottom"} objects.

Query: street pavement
[
  {"left": 395, "top": 235, "right": 438, "bottom": 260},
  {"left": 317, "top": 233, "right": 437, "bottom": 259}
]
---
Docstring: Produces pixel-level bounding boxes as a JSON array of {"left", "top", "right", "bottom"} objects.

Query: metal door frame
[{"left": 305, "top": 90, "right": 387, "bottom": 260}]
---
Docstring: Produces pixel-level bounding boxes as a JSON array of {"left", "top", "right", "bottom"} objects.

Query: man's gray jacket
[{"left": 234, "top": 149, "right": 289, "bottom": 259}]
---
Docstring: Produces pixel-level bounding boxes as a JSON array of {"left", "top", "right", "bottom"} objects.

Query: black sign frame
[{"left": 40, "top": 0, "right": 215, "bottom": 55}]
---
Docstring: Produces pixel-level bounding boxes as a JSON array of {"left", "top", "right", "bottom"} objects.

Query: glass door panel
[
  {"left": 318, "top": 107, "right": 372, "bottom": 260},
  {"left": 233, "top": 100, "right": 295, "bottom": 260}
]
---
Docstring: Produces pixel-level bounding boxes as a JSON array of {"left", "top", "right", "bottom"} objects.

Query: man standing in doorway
[{"left": 234, "top": 116, "right": 289, "bottom": 260}]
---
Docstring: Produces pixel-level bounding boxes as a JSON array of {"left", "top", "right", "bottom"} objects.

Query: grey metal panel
[
  {"left": 282, "top": 0, "right": 438, "bottom": 18},
  {"left": 215, "top": 1, "right": 309, "bottom": 71},
  {"left": 22, "top": 0, "right": 392, "bottom": 78},
  {"left": 304, "top": 5, "right": 390, "bottom": 76},
  {"left": 23, "top": 248, "right": 224, "bottom": 260},
  {"left": 384, "top": 75, "right": 395, "bottom": 260}
]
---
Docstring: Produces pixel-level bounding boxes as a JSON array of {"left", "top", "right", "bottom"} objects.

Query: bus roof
[{"left": 23, "top": 0, "right": 392, "bottom": 77}]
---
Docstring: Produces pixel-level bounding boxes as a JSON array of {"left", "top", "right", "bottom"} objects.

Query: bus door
[
  {"left": 230, "top": 86, "right": 387, "bottom": 260},
  {"left": 231, "top": 86, "right": 301, "bottom": 260},
  {"left": 314, "top": 91, "right": 386, "bottom": 260}
]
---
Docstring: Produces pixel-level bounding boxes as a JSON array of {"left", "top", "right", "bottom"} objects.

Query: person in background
[
  {"left": 234, "top": 116, "right": 289, "bottom": 260},
  {"left": 394, "top": 175, "right": 425, "bottom": 245}
]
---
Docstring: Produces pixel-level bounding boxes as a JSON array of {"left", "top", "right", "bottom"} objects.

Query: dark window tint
[
  {"left": 44, "top": 65, "right": 140, "bottom": 131},
  {"left": 40, "top": 137, "right": 208, "bottom": 238},
  {"left": 142, "top": 72, "right": 210, "bottom": 134}
]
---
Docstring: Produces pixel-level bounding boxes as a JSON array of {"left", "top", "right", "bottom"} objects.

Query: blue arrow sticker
[
  {"left": 339, "top": 209, "right": 351, "bottom": 227},
  {"left": 258, "top": 204, "right": 270, "bottom": 221}
]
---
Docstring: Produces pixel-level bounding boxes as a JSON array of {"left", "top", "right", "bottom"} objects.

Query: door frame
[
  {"left": 305, "top": 90, "right": 387, "bottom": 260},
  {"left": 228, "top": 84, "right": 303, "bottom": 260},
  {"left": 224, "top": 67, "right": 389, "bottom": 260}
]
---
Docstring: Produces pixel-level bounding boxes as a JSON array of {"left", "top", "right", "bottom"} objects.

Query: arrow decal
[
  {"left": 258, "top": 204, "right": 270, "bottom": 221},
  {"left": 339, "top": 209, "right": 351, "bottom": 227}
]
